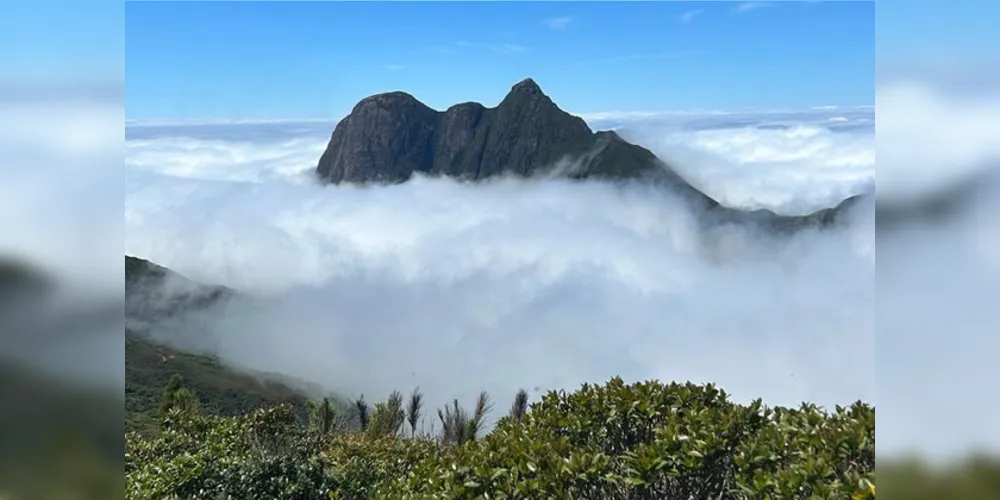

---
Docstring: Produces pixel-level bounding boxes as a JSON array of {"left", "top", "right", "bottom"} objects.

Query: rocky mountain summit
[
  {"left": 315, "top": 78, "right": 664, "bottom": 184},
  {"left": 315, "top": 78, "right": 865, "bottom": 232}
]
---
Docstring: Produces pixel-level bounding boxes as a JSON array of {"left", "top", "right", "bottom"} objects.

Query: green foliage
[
  {"left": 437, "top": 391, "right": 494, "bottom": 447},
  {"left": 127, "top": 377, "right": 878, "bottom": 499},
  {"left": 366, "top": 390, "right": 406, "bottom": 439},
  {"left": 508, "top": 388, "right": 529, "bottom": 423},
  {"left": 354, "top": 396, "right": 370, "bottom": 432},
  {"left": 159, "top": 374, "right": 201, "bottom": 423},
  {"left": 386, "top": 378, "right": 875, "bottom": 499},
  {"left": 125, "top": 330, "right": 335, "bottom": 436},
  {"left": 159, "top": 374, "right": 183, "bottom": 416},
  {"left": 1, "top": 361, "right": 124, "bottom": 500},
  {"left": 324, "top": 435, "right": 439, "bottom": 499},
  {"left": 308, "top": 397, "right": 342, "bottom": 436},
  {"left": 127, "top": 404, "right": 336, "bottom": 500},
  {"left": 125, "top": 255, "right": 342, "bottom": 436},
  {"left": 126, "top": 402, "right": 436, "bottom": 500},
  {"left": 877, "top": 455, "right": 1000, "bottom": 499},
  {"left": 405, "top": 387, "right": 424, "bottom": 438}
]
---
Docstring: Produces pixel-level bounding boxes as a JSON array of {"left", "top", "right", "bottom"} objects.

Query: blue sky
[
  {"left": 876, "top": 0, "right": 1000, "bottom": 62},
  {"left": 125, "top": 1, "right": 873, "bottom": 120},
  {"left": 1, "top": 0, "right": 122, "bottom": 80}
]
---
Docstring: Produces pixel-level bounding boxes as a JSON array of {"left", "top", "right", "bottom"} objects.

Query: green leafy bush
[
  {"left": 877, "top": 455, "right": 1000, "bottom": 499},
  {"left": 381, "top": 378, "right": 874, "bottom": 499},
  {"left": 127, "top": 404, "right": 337, "bottom": 499},
  {"left": 126, "top": 377, "right": 876, "bottom": 499}
]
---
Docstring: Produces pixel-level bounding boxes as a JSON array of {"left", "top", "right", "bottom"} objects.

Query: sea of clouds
[
  {"left": 4, "top": 74, "right": 998, "bottom": 460},
  {"left": 124, "top": 97, "right": 878, "bottom": 438},
  {"left": 120, "top": 78, "right": 1000, "bottom": 459},
  {"left": 0, "top": 97, "right": 124, "bottom": 392}
]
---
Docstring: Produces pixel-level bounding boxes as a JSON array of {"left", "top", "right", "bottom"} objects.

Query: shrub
[
  {"left": 383, "top": 378, "right": 875, "bottom": 499},
  {"left": 126, "top": 377, "right": 876, "bottom": 499}
]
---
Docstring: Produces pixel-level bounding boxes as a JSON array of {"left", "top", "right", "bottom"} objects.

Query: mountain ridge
[
  {"left": 316, "top": 78, "right": 663, "bottom": 184},
  {"left": 315, "top": 78, "right": 864, "bottom": 232},
  {"left": 123, "top": 255, "right": 341, "bottom": 435}
]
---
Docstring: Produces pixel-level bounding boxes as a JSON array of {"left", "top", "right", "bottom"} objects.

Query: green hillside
[
  {"left": 124, "top": 255, "right": 346, "bottom": 435},
  {"left": 125, "top": 329, "right": 334, "bottom": 435}
]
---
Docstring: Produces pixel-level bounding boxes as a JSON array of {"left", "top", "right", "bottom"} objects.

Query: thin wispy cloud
[
  {"left": 733, "top": 2, "right": 775, "bottom": 14},
  {"left": 546, "top": 16, "right": 573, "bottom": 30},
  {"left": 428, "top": 40, "right": 527, "bottom": 55},
  {"left": 126, "top": 117, "right": 333, "bottom": 127},
  {"left": 490, "top": 43, "right": 528, "bottom": 54},
  {"left": 589, "top": 50, "right": 707, "bottom": 65},
  {"left": 425, "top": 44, "right": 457, "bottom": 55},
  {"left": 680, "top": 9, "right": 704, "bottom": 23}
]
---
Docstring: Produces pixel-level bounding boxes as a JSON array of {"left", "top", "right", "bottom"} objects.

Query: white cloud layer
[
  {"left": 873, "top": 76, "right": 1000, "bottom": 461},
  {"left": 876, "top": 80, "right": 1000, "bottom": 201},
  {"left": 619, "top": 117, "right": 874, "bottom": 214},
  {"left": 8, "top": 74, "right": 997, "bottom": 460},
  {"left": 1, "top": 95, "right": 124, "bottom": 393},
  {"left": 123, "top": 104, "right": 877, "bottom": 440}
]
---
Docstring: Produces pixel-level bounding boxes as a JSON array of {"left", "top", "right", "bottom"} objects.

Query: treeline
[{"left": 127, "top": 376, "right": 877, "bottom": 499}]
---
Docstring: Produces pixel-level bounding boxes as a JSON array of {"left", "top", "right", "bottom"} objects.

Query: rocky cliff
[
  {"left": 316, "top": 78, "right": 662, "bottom": 184},
  {"left": 315, "top": 78, "right": 865, "bottom": 232}
]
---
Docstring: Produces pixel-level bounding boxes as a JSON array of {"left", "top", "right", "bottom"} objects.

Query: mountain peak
[
  {"left": 315, "top": 78, "right": 658, "bottom": 184},
  {"left": 352, "top": 90, "right": 425, "bottom": 112},
  {"left": 510, "top": 78, "right": 543, "bottom": 96},
  {"left": 313, "top": 79, "right": 856, "bottom": 233}
]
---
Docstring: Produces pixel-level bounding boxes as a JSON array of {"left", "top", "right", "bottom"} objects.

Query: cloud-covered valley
[
  {"left": 8, "top": 76, "right": 996, "bottom": 460},
  {"left": 124, "top": 104, "right": 877, "bottom": 442}
]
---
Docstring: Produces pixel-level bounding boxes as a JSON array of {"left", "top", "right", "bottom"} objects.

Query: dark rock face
[
  {"left": 316, "top": 92, "right": 439, "bottom": 184},
  {"left": 316, "top": 78, "right": 659, "bottom": 184},
  {"left": 315, "top": 77, "right": 866, "bottom": 233}
]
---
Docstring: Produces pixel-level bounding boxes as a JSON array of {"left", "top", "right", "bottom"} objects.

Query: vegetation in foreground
[
  {"left": 128, "top": 376, "right": 876, "bottom": 499},
  {"left": 0, "top": 361, "right": 124, "bottom": 500},
  {"left": 123, "top": 256, "right": 879, "bottom": 498},
  {"left": 125, "top": 329, "right": 345, "bottom": 436},
  {"left": 125, "top": 255, "right": 348, "bottom": 436},
  {"left": 107, "top": 255, "right": 995, "bottom": 499}
]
